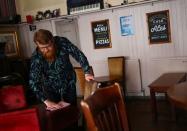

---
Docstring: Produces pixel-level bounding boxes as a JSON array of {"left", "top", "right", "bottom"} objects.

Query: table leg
[
  {"left": 150, "top": 90, "right": 157, "bottom": 121},
  {"left": 171, "top": 103, "right": 177, "bottom": 122}
]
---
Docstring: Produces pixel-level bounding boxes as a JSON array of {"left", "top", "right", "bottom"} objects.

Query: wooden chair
[
  {"left": 0, "top": 84, "right": 41, "bottom": 131},
  {"left": 81, "top": 83, "right": 130, "bottom": 131},
  {"left": 108, "top": 56, "right": 125, "bottom": 96},
  {"left": 108, "top": 56, "right": 125, "bottom": 79},
  {"left": 84, "top": 80, "right": 99, "bottom": 99},
  {"left": 0, "top": 108, "right": 41, "bottom": 131},
  {"left": 74, "top": 66, "right": 95, "bottom": 99},
  {"left": 74, "top": 67, "right": 97, "bottom": 129}
]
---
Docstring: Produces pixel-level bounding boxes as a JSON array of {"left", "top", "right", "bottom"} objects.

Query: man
[{"left": 29, "top": 29, "right": 94, "bottom": 110}]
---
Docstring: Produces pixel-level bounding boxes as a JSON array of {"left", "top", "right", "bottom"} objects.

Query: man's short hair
[{"left": 34, "top": 29, "right": 54, "bottom": 45}]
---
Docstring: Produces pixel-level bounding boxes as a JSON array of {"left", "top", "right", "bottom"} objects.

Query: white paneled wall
[
  {"left": 53, "top": 18, "right": 81, "bottom": 66},
  {"left": 19, "top": 25, "right": 33, "bottom": 58},
  {"left": 54, "top": 19, "right": 80, "bottom": 48},
  {"left": 18, "top": 0, "right": 187, "bottom": 95},
  {"left": 77, "top": 0, "right": 187, "bottom": 95}
]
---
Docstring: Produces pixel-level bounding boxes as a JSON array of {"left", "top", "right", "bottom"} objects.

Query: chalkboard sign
[
  {"left": 91, "top": 19, "right": 111, "bottom": 49},
  {"left": 146, "top": 10, "right": 171, "bottom": 44}
]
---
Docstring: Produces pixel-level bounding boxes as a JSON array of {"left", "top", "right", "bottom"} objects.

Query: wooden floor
[
  {"left": 126, "top": 98, "right": 187, "bottom": 131},
  {"left": 74, "top": 98, "right": 187, "bottom": 131}
]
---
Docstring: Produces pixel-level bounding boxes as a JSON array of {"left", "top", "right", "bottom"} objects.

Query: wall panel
[
  {"left": 77, "top": 0, "right": 187, "bottom": 95},
  {"left": 18, "top": 0, "right": 187, "bottom": 95}
]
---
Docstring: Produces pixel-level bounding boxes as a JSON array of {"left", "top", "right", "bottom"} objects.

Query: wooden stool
[{"left": 38, "top": 104, "right": 80, "bottom": 131}]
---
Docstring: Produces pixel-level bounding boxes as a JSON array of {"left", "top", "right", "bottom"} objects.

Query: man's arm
[
  {"left": 29, "top": 57, "right": 63, "bottom": 110},
  {"left": 59, "top": 37, "right": 92, "bottom": 74},
  {"left": 61, "top": 37, "right": 94, "bottom": 81},
  {"left": 29, "top": 58, "right": 47, "bottom": 102}
]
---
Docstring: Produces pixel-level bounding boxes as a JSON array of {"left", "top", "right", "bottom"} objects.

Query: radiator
[{"left": 125, "top": 59, "right": 143, "bottom": 95}]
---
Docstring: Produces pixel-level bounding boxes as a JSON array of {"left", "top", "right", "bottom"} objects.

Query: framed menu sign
[
  {"left": 146, "top": 10, "right": 171, "bottom": 44},
  {"left": 91, "top": 19, "right": 111, "bottom": 49}
]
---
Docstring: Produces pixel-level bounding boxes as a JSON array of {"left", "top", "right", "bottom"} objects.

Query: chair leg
[
  {"left": 62, "top": 122, "right": 79, "bottom": 131},
  {"left": 119, "top": 82, "right": 126, "bottom": 101},
  {"left": 170, "top": 103, "right": 177, "bottom": 122}
]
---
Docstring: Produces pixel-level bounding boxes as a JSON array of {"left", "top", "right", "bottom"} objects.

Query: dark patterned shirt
[{"left": 29, "top": 36, "right": 90, "bottom": 102}]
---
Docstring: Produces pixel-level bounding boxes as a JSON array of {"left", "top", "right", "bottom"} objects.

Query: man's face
[{"left": 36, "top": 41, "right": 56, "bottom": 61}]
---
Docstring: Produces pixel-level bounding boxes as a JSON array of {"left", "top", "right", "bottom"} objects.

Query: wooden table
[
  {"left": 148, "top": 72, "right": 186, "bottom": 121},
  {"left": 167, "top": 82, "right": 187, "bottom": 120},
  {"left": 94, "top": 76, "right": 120, "bottom": 87}
]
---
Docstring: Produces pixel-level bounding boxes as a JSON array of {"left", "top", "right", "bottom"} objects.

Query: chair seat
[{"left": 0, "top": 108, "right": 40, "bottom": 131}]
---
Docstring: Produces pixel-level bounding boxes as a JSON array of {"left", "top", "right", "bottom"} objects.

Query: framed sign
[
  {"left": 0, "top": 31, "right": 20, "bottom": 57},
  {"left": 120, "top": 15, "right": 134, "bottom": 36},
  {"left": 146, "top": 10, "right": 171, "bottom": 44},
  {"left": 91, "top": 19, "right": 111, "bottom": 49}
]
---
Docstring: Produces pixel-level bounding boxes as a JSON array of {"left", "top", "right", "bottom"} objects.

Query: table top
[
  {"left": 167, "top": 82, "right": 187, "bottom": 110},
  {"left": 94, "top": 75, "right": 122, "bottom": 83},
  {"left": 148, "top": 72, "right": 186, "bottom": 92}
]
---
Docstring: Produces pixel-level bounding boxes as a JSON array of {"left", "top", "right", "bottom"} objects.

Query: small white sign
[{"left": 120, "top": 15, "right": 134, "bottom": 36}]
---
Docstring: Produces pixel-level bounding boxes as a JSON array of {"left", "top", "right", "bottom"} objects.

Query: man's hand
[
  {"left": 44, "top": 99, "right": 62, "bottom": 111},
  {"left": 85, "top": 74, "right": 94, "bottom": 81}
]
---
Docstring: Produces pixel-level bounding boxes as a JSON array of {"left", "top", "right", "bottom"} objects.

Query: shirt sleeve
[
  {"left": 60, "top": 37, "right": 91, "bottom": 74},
  {"left": 29, "top": 57, "right": 47, "bottom": 102}
]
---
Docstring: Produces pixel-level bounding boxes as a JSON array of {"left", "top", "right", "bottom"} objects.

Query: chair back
[
  {"left": 74, "top": 66, "right": 94, "bottom": 97},
  {"left": 0, "top": 85, "right": 27, "bottom": 113},
  {"left": 81, "top": 83, "right": 129, "bottom": 131},
  {"left": 108, "top": 56, "right": 125, "bottom": 80},
  {"left": 84, "top": 80, "right": 98, "bottom": 99}
]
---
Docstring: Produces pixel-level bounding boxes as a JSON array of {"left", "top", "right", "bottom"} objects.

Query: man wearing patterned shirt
[{"left": 29, "top": 29, "right": 94, "bottom": 110}]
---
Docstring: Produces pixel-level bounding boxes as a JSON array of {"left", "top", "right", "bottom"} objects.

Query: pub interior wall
[
  {"left": 18, "top": 0, "right": 187, "bottom": 96},
  {"left": 77, "top": 0, "right": 187, "bottom": 95}
]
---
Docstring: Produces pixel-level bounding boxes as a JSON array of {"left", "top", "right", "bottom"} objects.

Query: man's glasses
[{"left": 37, "top": 42, "right": 53, "bottom": 52}]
